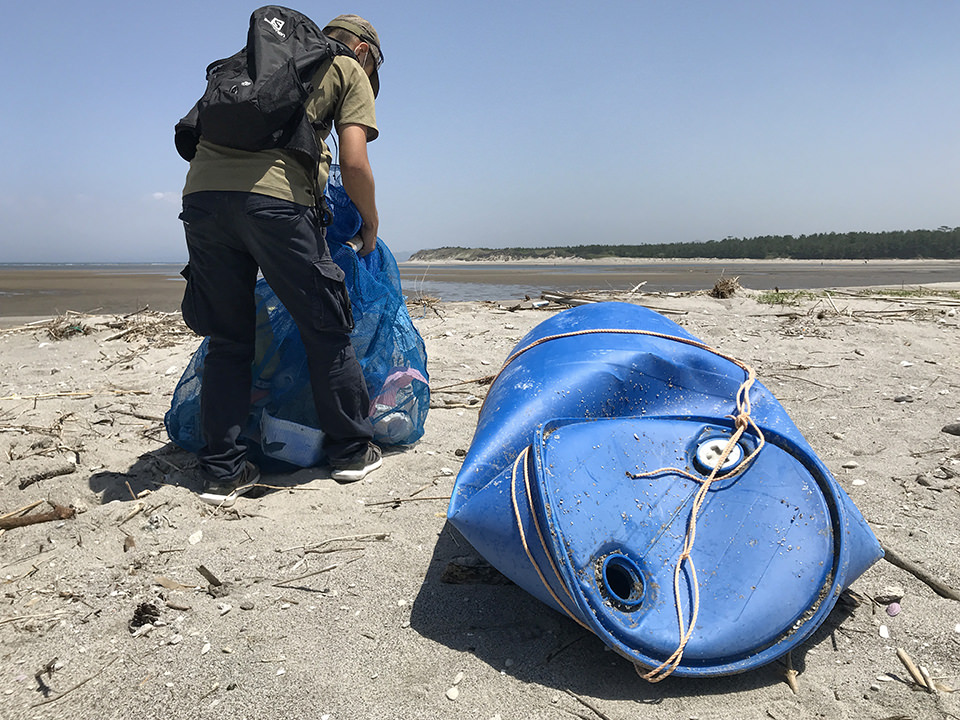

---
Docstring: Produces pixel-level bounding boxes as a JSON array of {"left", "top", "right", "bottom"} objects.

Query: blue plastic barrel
[{"left": 447, "top": 302, "right": 882, "bottom": 678}]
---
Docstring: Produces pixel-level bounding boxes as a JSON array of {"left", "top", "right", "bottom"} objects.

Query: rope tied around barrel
[{"left": 498, "top": 326, "right": 765, "bottom": 682}]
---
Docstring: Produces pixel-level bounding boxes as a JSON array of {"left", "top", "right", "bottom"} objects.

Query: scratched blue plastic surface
[{"left": 447, "top": 302, "right": 882, "bottom": 676}]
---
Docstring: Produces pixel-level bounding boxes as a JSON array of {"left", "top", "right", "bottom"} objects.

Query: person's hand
[{"left": 358, "top": 222, "right": 378, "bottom": 257}]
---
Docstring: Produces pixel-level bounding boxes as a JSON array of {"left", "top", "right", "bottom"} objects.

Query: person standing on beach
[{"left": 177, "top": 12, "right": 384, "bottom": 505}]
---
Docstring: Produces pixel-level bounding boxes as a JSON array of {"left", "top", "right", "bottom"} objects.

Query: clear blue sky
[{"left": 2, "top": 0, "right": 958, "bottom": 262}]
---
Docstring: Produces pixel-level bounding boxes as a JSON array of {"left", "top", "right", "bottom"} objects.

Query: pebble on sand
[{"left": 874, "top": 586, "right": 904, "bottom": 604}]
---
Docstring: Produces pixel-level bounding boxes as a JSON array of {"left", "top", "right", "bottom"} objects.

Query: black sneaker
[
  {"left": 330, "top": 443, "right": 382, "bottom": 483},
  {"left": 198, "top": 461, "right": 260, "bottom": 507}
]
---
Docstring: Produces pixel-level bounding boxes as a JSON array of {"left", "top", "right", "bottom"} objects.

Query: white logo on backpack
[{"left": 266, "top": 17, "right": 286, "bottom": 38}]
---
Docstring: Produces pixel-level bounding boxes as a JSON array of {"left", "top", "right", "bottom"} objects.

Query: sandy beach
[{"left": 1, "top": 282, "right": 959, "bottom": 719}]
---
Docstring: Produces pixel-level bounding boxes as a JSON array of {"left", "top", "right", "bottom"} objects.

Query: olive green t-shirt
[{"left": 182, "top": 55, "right": 378, "bottom": 206}]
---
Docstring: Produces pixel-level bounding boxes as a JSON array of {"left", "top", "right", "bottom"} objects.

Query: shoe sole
[
  {"left": 198, "top": 478, "right": 258, "bottom": 508},
  {"left": 330, "top": 456, "right": 383, "bottom": 483}
]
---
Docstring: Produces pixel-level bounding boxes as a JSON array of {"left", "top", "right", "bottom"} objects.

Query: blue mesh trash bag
[{"left": 165, "top": 166, "right": 430, "bottom": 468}]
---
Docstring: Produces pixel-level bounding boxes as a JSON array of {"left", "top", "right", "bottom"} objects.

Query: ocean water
[
  {"left": 1, "top": 261, "right": 958, "bottom": 319},
  {"left": 397, "top": 260, "right": 960, "bottom": 301}
]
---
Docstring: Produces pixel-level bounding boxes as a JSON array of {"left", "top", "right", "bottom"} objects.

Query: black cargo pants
[{"left": 179, "top": 190, "right": 373, "bottom": 480}]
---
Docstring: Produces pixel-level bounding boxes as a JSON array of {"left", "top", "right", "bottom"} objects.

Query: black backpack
[{"left": 175, "top": 5, "right": 355, "bottom": 168}]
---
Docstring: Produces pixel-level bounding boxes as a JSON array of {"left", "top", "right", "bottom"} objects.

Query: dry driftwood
[
  {"left": 17, "top": 462, "right": 77, "bottom": 490},
  {"left": 0, "top": 503, "right": 75, "bottom": 530},
  {"left": 882, "top": 543, "right": 960, "bottom": 602},
  {"left": 540, "top": 291, "right": 596, "bottom": 307}
]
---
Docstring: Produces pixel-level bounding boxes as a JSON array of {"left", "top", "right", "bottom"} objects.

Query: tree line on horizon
[{"left": 409, "top": 226, "right": 960, "bottom": 261}]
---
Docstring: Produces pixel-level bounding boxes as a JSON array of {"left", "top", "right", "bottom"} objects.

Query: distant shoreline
[
  {"left": 2, "top": 257, "right": 959, "bottom": 268},
  {"left": 402, "top": 257, "right": 960, "bottom": 266}
]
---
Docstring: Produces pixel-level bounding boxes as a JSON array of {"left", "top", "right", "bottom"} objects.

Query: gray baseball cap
[{"left": 324, "top": 14, "right": 382, "bottom": 97}]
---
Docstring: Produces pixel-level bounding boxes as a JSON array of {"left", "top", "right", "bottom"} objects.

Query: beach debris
[
  {"left": 1, "top": 499, "right": 45, "bottom": 517},
  {"left": 46, "top": 313, "right": 94, "bottom": 340},
  {"left": 540, "top": 291, "right": 596, "bottom": 307},
  {"left": 896, "top": 647, "right": 926, "bottom": 689},
  {"left": 941, "top": 423, "right": 960, "bottom": 436},
  {"left": 874, "top": 586, "right": 904, "bottom": 605},
  {"left": 101, "top": 309, "right": 192, "bottom": 347},
  {"left": 878, "top": 625, "right": 890, "bottom": 639},
  {"left": 284, "top": 532, "right": 391, "bottom": 554},
  {"left": 165, "top": 598, "right": 192, "bottom": 612},
  {"left": 563, "top": 690, "right": 615, "bottom": 720},
  {"left": 29, "top": 657, "right": 119, "bottom": 709},
  {"left": 881, "top": 543, "right": 960, "bottom": 601},
  {"left": 918, "top": 666, "right": 937, "bottom": 695},
  {"left": 450, "top": 300, "right": 884, "bottom": 679},
  {"left": 503, "top": 299, "right": 551, "bottom": 312},
  {"left": 17, "top": 462, "right": 77, "bottom": 491},
  {"left": 118, "top": 502, "right": 145, "bottom": 526},
  {"left": 363, "top": 494, "right": 450, "bottom": 509},
  {"left": 34, "top": 658, "right": 58, "bottom": 698},
  {"left": 0, "top": 501, "right": 75, "bottom": 530},
  {"left": 129, "top": 602, "right": 160, "bottom": 631},
  {"left": 893, "top": 395, "right": 915, "bottom": 403},
  {"left": 155, "top": 576, "right": 197, "bottom": 592},
  {"left": 709, "top": 276, "right": 741, "bottom": 299},
  {"left": 894, "top": 650, "right": 953, "bottom": 694},
  {"left": 196, "top": 565, "right": 224, "bottom": 588},
  {"left": 130, "top": 623, "right": 155, "bottom": 638},
  {"left": 271, "top": 561, "right": 352, "bottom": 588},
  {"left": 1, "top": 308, "right": 190, "bottom": 345},
  {"left": 445, "top": 671, "right": 465, "bottom": 700},
  {"left": 784, "top": 652, "right": 800, "bottom": 695},
  {"left": 407, "top": 293, "right": 443, "bottom": 318}
]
